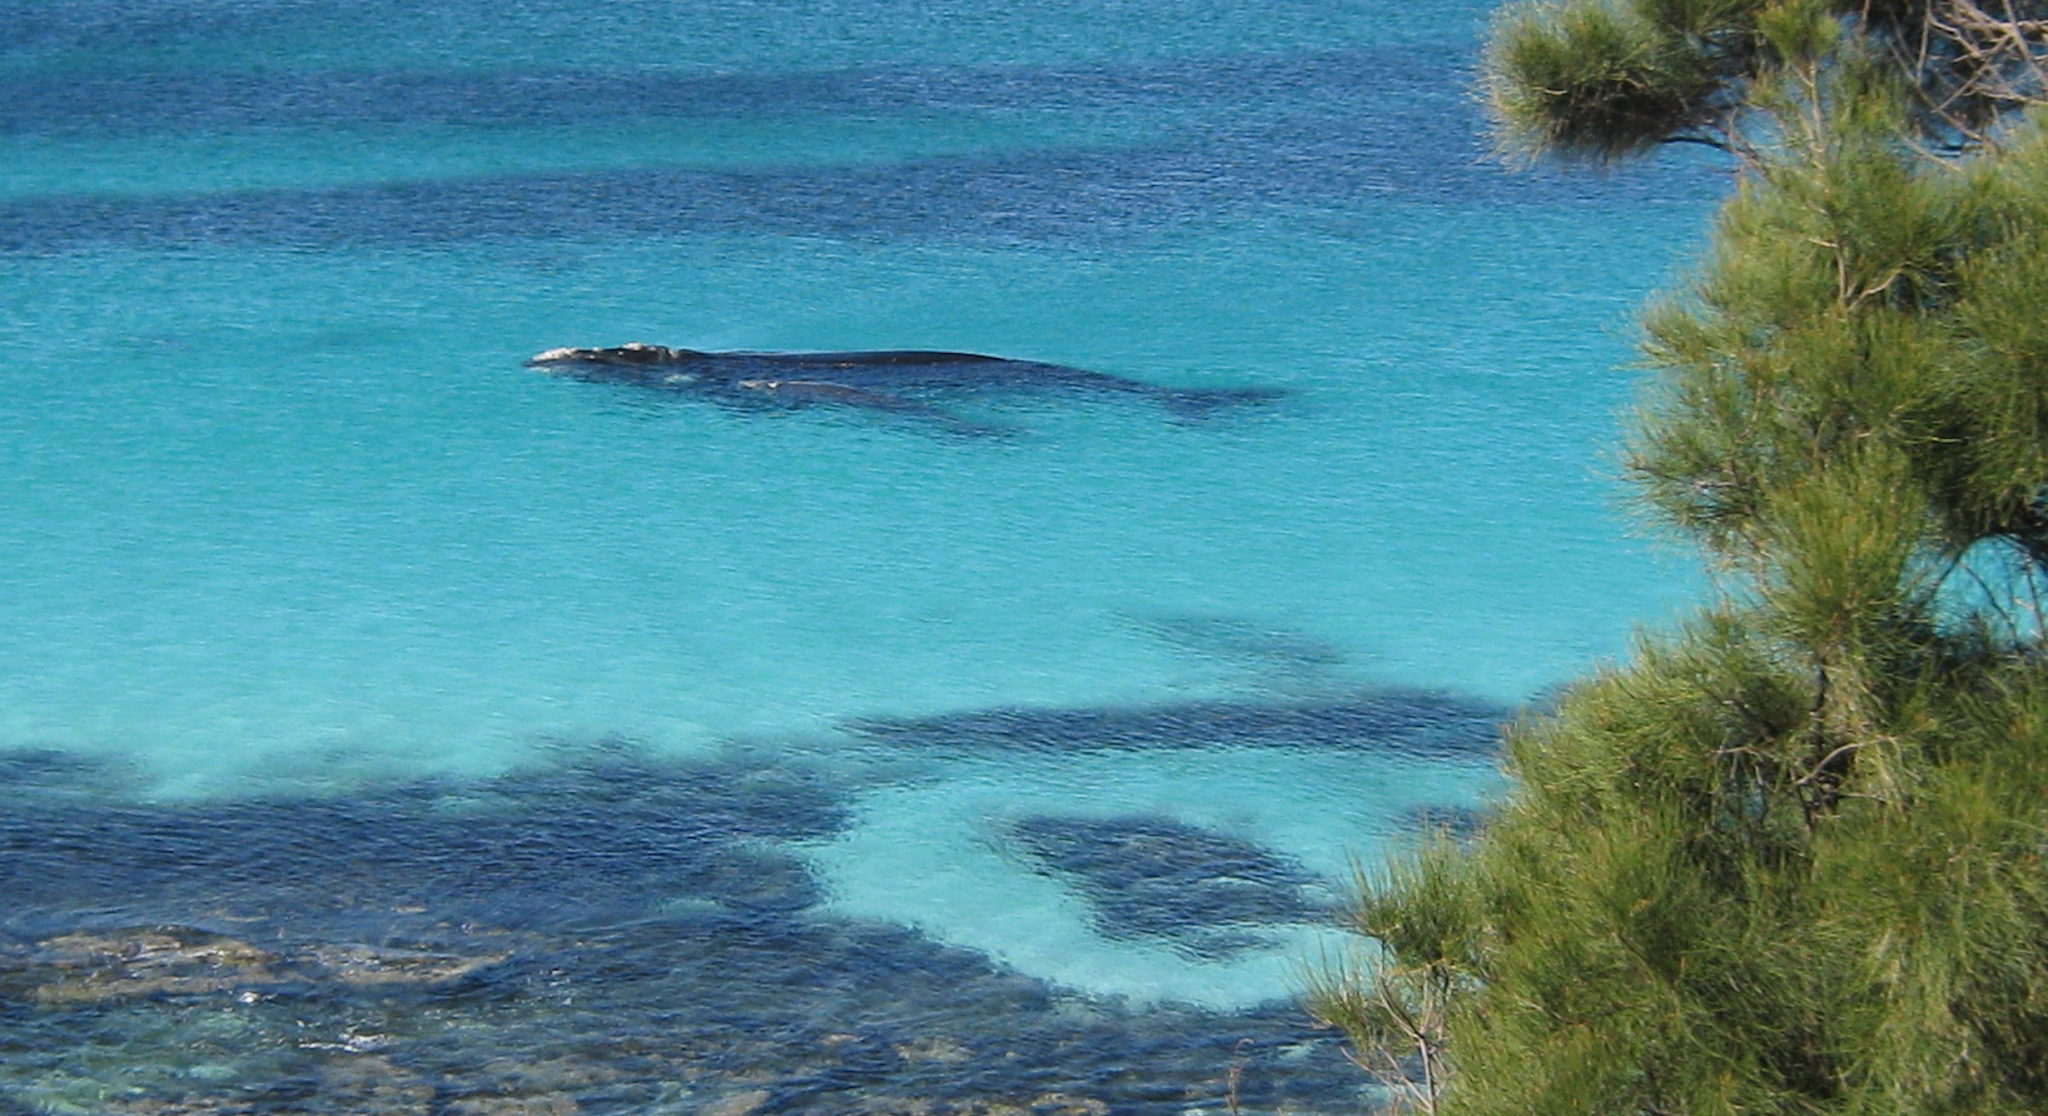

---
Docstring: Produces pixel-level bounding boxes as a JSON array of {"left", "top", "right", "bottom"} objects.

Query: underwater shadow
[{"left": 0, "top": 742, "right": 1370, "bottom": 1116}]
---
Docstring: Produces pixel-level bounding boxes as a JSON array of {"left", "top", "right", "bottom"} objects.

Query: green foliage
[
  {"left": 1486, "top": 0, "right": 1734, "bottom": 162},
  {"left": 1484, "top": 0, "right": 2048, "bottom": 159},
  {"left": 1319, "top": 4, "right": 2048, "bottom": 1113},
  {"left": 1307, "top": 836, "right": 1481, "bottom": 1113}
]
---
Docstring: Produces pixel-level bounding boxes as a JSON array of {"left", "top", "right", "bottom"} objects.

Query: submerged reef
[
  {"left": 0, "top": 743, "right": 1374, "bottom": 1116},
  {"left": 1007, "top": 814, "right": 1336, "bottom": 959},
  {"left": 844, "top": 688, "right": 1507, "bottom": 757}
]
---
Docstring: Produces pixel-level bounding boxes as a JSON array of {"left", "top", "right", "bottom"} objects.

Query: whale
[
  {"left": 728, "top": 377, "right": 1013, "bottom": 436},
  {"left": 525, "top": 343, "right": 1279, "bottom": 430}
]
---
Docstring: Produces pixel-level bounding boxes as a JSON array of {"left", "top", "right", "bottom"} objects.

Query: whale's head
[
  {"left": 527, "top": 342, "right": 703, "bottom": 368},
  {"left": 527, "top": 343, "right": 713, "bottom": 386}
]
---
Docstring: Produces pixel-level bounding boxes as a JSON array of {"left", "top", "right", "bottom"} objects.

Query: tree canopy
[
  {"left": 1486, "top": 0, "right": 2048, "bottom": 160},
  {"left": 1310, "top": 2, "right": 2048, "bottom": 1113}
]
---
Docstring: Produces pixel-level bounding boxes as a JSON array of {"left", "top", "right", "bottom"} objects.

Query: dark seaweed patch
[
  {"left": 1395, "top": 803, "right": 1491, "bottom": 839},
  {"left": 0, "top": 742, "right": 1373, "bottom": 1114},
  {"left": 1009, "top": 814, "right": 1333, "bottom": 960},
  {"left": 0, "top": 44, "right": 1720, "bottom": 255},
  {"left": 0, "top": 747, "right": 134, "bottom": 798},
  {"left": 0, "top": 50, "right": 1447, "bottom": 135},
  {"left": 845, "top": 689, "right": 1507, "bottom": 758},
  {"left": 0, "top": 749, "right": 844, "bottom": 939},
  {"left": 0, "top": 136, "right": 1714, "bottom": 256},
  {"left": 1130, "top": 612, "right": 1352, "bottom": 671}
]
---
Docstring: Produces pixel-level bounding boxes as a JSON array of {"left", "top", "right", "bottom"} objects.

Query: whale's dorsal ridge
[{"left": 526, "top": 343, "right": 1278, "bottom": 433}]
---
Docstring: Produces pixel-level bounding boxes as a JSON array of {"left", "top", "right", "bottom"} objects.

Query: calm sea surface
[{"left": 1, "top": 1, "right": 1718, "bottom": 1111}]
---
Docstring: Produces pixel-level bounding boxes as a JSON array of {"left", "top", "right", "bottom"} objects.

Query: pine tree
[{"left": 1310, "top": 2, "right": 2048, "bottom": 1112}]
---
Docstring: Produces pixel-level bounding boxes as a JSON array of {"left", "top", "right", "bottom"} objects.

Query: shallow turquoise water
[{"left": 0, "top": 0, "right": 1720, "bottom": 1107}]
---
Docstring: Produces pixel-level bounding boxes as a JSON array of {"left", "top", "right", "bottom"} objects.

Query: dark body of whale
[{"left": 526, "top": 343, "right": 1277, "bottom": 431}]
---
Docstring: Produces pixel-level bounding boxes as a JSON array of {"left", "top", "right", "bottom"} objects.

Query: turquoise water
[{"left": 1, "top": 0, "right": 1718, "bottom": 1110}]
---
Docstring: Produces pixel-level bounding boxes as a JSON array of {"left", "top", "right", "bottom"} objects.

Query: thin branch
[{"left": 1794, "top": 739, "right": 1869, "bottom": 788}]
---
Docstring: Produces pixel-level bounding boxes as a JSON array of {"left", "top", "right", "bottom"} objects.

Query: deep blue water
[{"left": 1, "top": 0, "right": 1719, "bottom": 1111}]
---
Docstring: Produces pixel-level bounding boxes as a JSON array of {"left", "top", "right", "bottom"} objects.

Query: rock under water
[
  {"left": 0, "top": 744, "right": 1371, "bottom": 1116},
  {"left": 1008, "top": 814, "right": 1336, "bottom": 959},
  {"left": 844, "top": 689, "right": 1508, "bottom": 757}
]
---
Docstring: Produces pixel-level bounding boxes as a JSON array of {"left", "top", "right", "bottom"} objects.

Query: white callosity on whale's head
[
  {"left": 524, "top": 346, "right": 586, "bottom": 367},
  {"left": 525, "top": 342, "right": 694, "bottom": 368}
]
